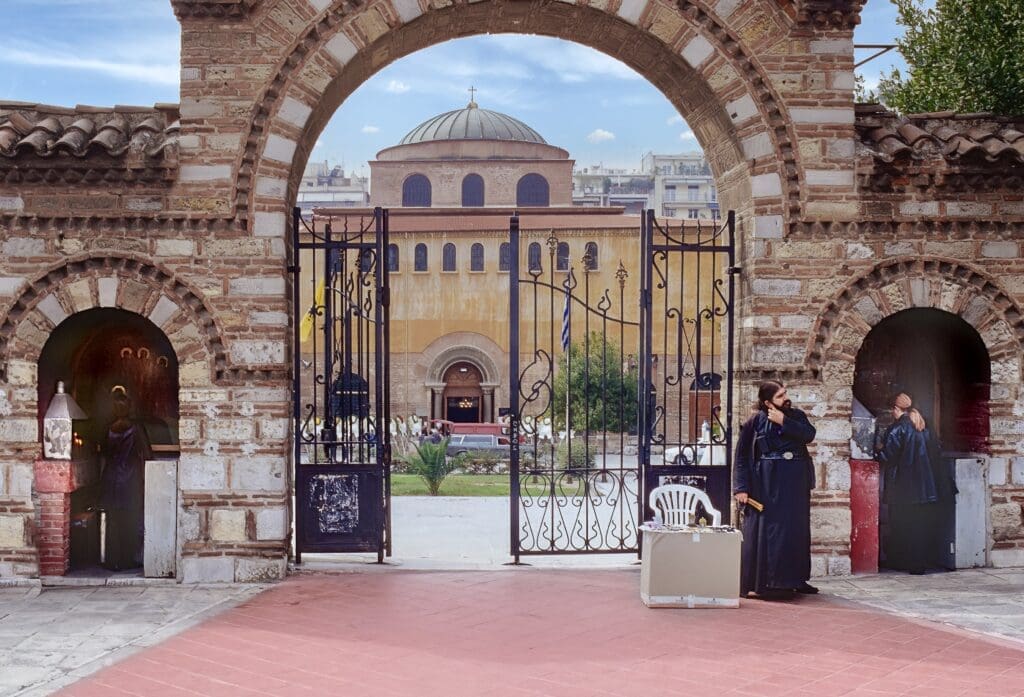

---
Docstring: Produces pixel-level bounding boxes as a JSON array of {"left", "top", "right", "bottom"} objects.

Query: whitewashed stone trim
[
  {"left": 899, "top": 201, "right": 939, "bottom": 216},
  {"left": 228, "top": 277, "right": 286, "bottom": 296},
  {"left": 253, "top": 211, "right": 286, "bottom": 238},
  {"left": 148, "top": 296, "right": 180, "bottom": 329},
  {"left": 36, "top": 296, "right": 67, "bottom": 326},
  {"left": 751, "top": 173, "right": 782, "bottom": 198},
  {"left": 742, "top": 132, "right": 773, "bottom": 160},
  {"left": 256, "top": 176, "right": 288, "bottom": 200},
  {"left": 751, "top": 278, "right": 801, "bottom": 296},
  {"left": 790, "top": 107, "right": 854, "bottom": 125},
  {"left": 681, "top": 35, "right": 714, "bottom": 68},
  {"left": 806, "top": 169, "right": 854, "bottom": 186},
  {"left": 391, "top": 0, "right": 423, "bottom": 23},
  {"left": 278, "top": 96, "right": 313, "bottom": 129},
  {"left": 98, "top": 278, "right": 119, "bottom": 307},
  {"left": 753, "top": 215, "right": 783, "bottom": 239},
  {"left": 810, "top": 39, "right": 853, "bottom": 54},
  {"left": 181, "top": 556, "right": 234, "bottom": 583},
  {"left": 0, "top": 196, "right": 25, "bottom": 211},
  {"left": 713, "top": 0, "right": 741, "bottom": 18},
  {"left": 180, "top": 165, "right": 232, "bottom": 182},
  {"left": 726, "top": 94, "right": 758, "bottom": 125},
  {"left": 230, "top": 340, "right": 286, "bottom": 364},
  {"left": 617, "top": 0, "right": 646, "bottom": 25},
  {"left": 0, "top": 278, "right": 26, "bottom": 296},
  {"left": 306, "top": 0, "right": 331, "bottom": 11},
  {"left": 325, "top": 33, "right": 358, "bottom": 66},
  {"left": 263, "top": 135, "right": 297, "bottom": 165}
]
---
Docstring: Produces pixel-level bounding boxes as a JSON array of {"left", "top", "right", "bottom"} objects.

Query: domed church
[
  {"left": 312, "top": 100, "right": 645, "bottom": 425},
  {"left": 369, "top": 98, "right": 574, "bottom": 208}
]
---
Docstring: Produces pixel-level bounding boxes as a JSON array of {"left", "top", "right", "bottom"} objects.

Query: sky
[{"left": 0, "top": 0, "right": 932, "bottom": 174}]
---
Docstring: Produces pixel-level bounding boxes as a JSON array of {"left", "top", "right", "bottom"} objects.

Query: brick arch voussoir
[
  {"left": 809, "top": 257, "right": 1024, "bottom": 373},
  {"left": 241, "top": 0, "right": 799, "bottom": 222},
  {"left": 0, "top": 254, "right": 228, "bottom": 382}
]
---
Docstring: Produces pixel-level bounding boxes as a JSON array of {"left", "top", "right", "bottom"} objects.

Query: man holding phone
[{"left": 733, "top": 380, "right": 818, "bottom": 598}]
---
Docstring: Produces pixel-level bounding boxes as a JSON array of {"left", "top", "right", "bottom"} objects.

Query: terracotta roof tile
[
  {"left": 0, "top": 104, "right": 178, "bottom": 161},
  {"left": 856, "top": 105, "right": 1024, "bottom": 168}
]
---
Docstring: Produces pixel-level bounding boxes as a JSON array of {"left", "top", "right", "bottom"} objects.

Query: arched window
[
  {"left": 443, "top": 243, "right": 457, "bottom": 272},
  {"left": 462, "top": 174, "right": 485, "bottom": 207},
  {"left": 556, "top": 242, "right": 569, "bottom": 271},
  {"left": 584, "top": 242, "right": 599, "bottom": 271},
  {"left": 414, "top": 243, "right": 428, "bottom": 271},
  {"left": 470, "top": 243, "right": 484, "bottom": 271},
  {"left": 499, "top": 242, "right": 510, "bottom": 272},
  {"left": 516, "top": 174, "right": 550, "bottom": 207},
  {"left": 387, "top": 244, "right": 399, "bottom": 272},
  {"left": 528, "top": 242, "right": 542, "bottom": 272},
  {"left": 402, "top": 174, "right": 432, "bottom": 207}
]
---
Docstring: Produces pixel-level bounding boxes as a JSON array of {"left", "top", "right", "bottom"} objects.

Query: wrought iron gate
[
  {"left": 291, "top": 206, "right": 391, "bottom": 562},
  {"left": 639, "top": 210, "right": 736, "bottom": 524},
  {"left": 509, "top": 215, "right": 642, "bottom": 559}
]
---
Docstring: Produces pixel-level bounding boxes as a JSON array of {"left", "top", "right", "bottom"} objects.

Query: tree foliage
[
  {"left": 877, "top": 0, "right": 1024, "bottom": 115},
  {"left": 552, "top": 332, "right": 639, "bottom": 433}
]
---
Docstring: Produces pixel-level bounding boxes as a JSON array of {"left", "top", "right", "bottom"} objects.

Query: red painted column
[
  {"left": 33, "top": 459, "right": 78, "bottom": 576},
  {"left": 849, "top": 459, "right": 880, "bottom": 574}
]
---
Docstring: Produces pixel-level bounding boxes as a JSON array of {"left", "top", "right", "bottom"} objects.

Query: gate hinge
[
  {"left": 287, "top": 264, "right": 299, "bottom": 274},
  {"left": 727, "top": 265, "right": 742, "bottom": 275}
]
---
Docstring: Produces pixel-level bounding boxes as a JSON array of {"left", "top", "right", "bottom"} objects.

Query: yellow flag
[{"left": 299, "top": 278, "right": 325, "bottom": 343}]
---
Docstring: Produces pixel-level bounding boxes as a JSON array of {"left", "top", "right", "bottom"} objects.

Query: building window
[
  {"left": 687, "top": 185, "right": 700, "bottom": 202},
  {"left": 387, "top": 244, "right": 399, "bottom": 272},
  {"left": 556, "top": 242, "right": 569, "bottom": 271},
  {"left": 584, "top": 242, "right": 598, "bottom": 271},
  {"left": 710, "top": 186, "right": 718, "bottom": 202},
  {"left": 443, "top": 243, "right": 457, "bottom": 272},
  {"left": 528, "top": 242, "right": 542, "bottom": 272},
  {"left": 414, "top": 243, "right": 428, "bottom": 271},
  {"left": 470, "top": 243, "right": 485, "bottom": 271},
  {"left": 516, "top": 174, "right": 550, "bottom": 207},
  {"left": 688, "top": 209, "right": 700, "bottom": 219},
  {"left": 499, "top": 242, "right": 510, "bottom": 271},
  {"left": 462, "top": 174, "right": 485, "bottom": 207},
  {"left": 402, "top": 174, "right": 432, "bottom": 207}
]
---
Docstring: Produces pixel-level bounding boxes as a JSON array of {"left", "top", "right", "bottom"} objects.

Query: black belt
[{"left": 762, "top": 451, "right": 796, "bottom": 460}]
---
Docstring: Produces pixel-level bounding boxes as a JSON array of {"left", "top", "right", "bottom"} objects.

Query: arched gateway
[{"left": 2, "top": 0, "right": 1023, "bottom": 580}]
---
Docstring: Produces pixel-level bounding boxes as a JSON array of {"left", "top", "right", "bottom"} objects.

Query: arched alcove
[
  {"left": 442, "top": 361, "right": 484, "bottom": 423},
  {"left": 854, "top": 308, "right": 990, "bottom": 454},
  {"left": 38, "top": 308, "right": 181, "bottom": 453}
]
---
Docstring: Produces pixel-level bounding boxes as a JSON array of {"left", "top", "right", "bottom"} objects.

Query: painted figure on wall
[{"left": 98, "top": 386, "right": 151, "bottom": 571}]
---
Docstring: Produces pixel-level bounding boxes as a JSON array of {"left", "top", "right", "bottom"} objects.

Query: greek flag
[{"left": 561, "top": 291, "right": 570, "bottom": 352}]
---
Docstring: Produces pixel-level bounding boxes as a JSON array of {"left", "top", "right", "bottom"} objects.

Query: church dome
[{"left": 398, "top": 101, "right": 547, "bottom": 146}]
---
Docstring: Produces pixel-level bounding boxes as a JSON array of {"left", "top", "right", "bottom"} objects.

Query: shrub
[
  {"left": 555, "top": 438, "right": 595, "bottom": 473},
  {"left": 399, "top": 438, "right": 459, "bottom": 496}
]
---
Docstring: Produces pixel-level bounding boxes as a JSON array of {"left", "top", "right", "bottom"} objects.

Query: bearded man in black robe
[{"left": 733, "top": 381, "right": 818, "bottom": 598}]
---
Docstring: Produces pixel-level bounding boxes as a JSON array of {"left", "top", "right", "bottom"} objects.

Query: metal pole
[
  {"left": 291, "top": 206, "right": 303, "bottom": 564},
  {"left": 509, "top": 213, "right": 521, "bottom": 563}
]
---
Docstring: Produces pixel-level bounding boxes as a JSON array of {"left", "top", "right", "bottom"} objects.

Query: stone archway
[
  {"left": 810, "top": 258, "right": 1024, "bottom": 571},
  {"left": 423, "top": 335, "right": 504, "bottom": 422},
  {"left": 236, "top": 0, "right": 825, "bottom": 237}
]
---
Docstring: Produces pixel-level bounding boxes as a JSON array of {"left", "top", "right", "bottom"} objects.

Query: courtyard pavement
[{"left": 0, "top": 496, "right": 1022, "bottom": 696}]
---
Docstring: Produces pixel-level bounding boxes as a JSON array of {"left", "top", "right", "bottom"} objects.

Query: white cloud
[
  {"left": 361, "top": 125, "right": 380, "bottom": 134},
  {"left": 484, "top": 35, "right": 642, "bottom": 83},
  {"left": 587, "top": 129, "right": 616, "bottom": 143},
  {"left": 666, "top": 114, "right": 685, "bottom": 125},
  {"left": 679, "top": 129, "right": 697, "bottom": 141},
  {"left": 0, "top": 45, "right": 178, "bottom": 86},
  {"left": 386, "top": 80, "right": 411, "bottom": 94}
]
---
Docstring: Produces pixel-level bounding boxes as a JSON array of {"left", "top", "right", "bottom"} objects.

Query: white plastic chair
[{"left": 650, "top": 484, "right": 722, "bottom": 526}]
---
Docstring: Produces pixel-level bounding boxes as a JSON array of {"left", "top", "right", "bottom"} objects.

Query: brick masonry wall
[{"left": 2, "top": 0, "right": 1021, "bottom": 577}]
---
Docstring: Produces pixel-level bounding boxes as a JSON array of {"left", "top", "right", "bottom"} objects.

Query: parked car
[{"left": 446, "top": 434, "right": 509, "bottom": 458}]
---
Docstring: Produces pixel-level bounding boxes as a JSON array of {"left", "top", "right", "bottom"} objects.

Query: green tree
[
  {"left": 877, "top": 0, "right": 1024, "bottom": 115},
  {"left": 400, "top": 438, "right": 459, "bottom": 496},
  {"left": 552, "top": 332, "right": 639, "bottom": 434}
]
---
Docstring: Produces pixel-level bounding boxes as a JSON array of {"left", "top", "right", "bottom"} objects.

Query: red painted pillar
[
  {"left": 33, "top": 459, "right": 79, "bottom": 576},
  {"left": 849, "top": 459, "right": 879, "bottom": 574}
]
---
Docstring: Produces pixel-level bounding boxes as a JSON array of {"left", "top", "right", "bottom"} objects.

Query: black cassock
[{"left": 733, "top": 409, "right": 816, "bottom": 594}]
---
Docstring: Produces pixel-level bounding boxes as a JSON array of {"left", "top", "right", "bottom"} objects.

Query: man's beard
[{"left": 779, "top": 399, "right": 793, "bottom": 411}]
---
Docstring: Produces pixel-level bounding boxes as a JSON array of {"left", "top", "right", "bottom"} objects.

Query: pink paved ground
[{"left": 59, "top": 569, "right": 1024, "bottom": 697}]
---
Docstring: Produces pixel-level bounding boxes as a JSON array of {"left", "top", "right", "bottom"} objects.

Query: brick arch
[
  {"left": 0, "top": 254, "right": 228, "bottom": 382},
  {"left": 810, "top": 258, "right": 1024, "bottom": 384},
  {"left": 243, "top": 0, "right": 803, "bottom": 229}
]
